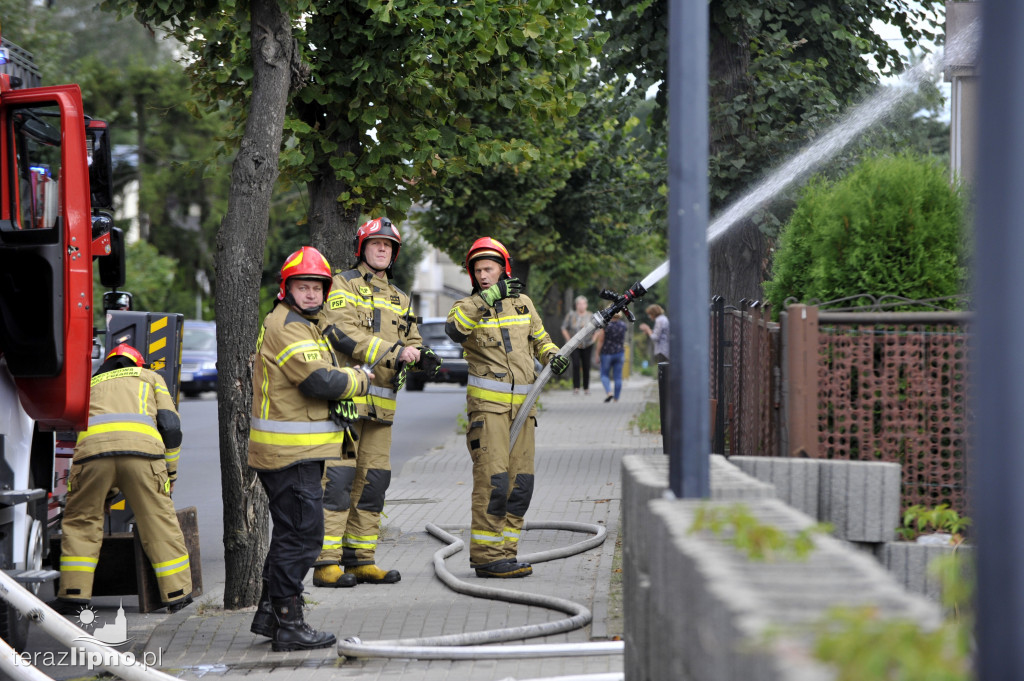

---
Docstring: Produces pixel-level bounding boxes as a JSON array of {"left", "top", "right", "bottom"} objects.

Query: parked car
[
  {"left": 406, "top": 317, "right": 468, "bottom": 391},
  {"left": 180, "top": 319, "right": 217, "bottom": 398}
]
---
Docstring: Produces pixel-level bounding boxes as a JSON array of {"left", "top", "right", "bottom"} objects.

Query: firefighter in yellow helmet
[
  {"left": 247, "top": 246, "right": 371, "bottom": 652},
  {"left": 445, "top": 237, "right": 568, "bottom": 578},
  {"left": 312, "top": 217, "right": 441, "bottom": 587},
  {"left": 58, "top": 343, "right": 192, "bottom": 612}
]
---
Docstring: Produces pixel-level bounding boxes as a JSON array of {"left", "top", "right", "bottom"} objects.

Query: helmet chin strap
[{"left": 284, "top": 293, "right": 323, "bottom": 316}]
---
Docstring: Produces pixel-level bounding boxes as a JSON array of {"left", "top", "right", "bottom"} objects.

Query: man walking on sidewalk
[{"left": 446, "top": 237, "right": 568, "bottom": 578}]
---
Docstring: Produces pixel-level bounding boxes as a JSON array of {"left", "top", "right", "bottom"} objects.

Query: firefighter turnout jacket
[
  {"left": 73, "top": 365, "right": 182, "bottom": 477},
  {"left": 322, "top": 262, "right": 423, "bottom": 424},
  {"left": 60, "top": 364, "right": 191, "bottom": 606},
  {"left": 446, "top": 291, "right": 559, "bottom": 415},
  {"left": 446, "top": 289, "right": 560, "bottom": 568},
  {"left": 248, "top": 302, "right": 369, "bottom": 471}
]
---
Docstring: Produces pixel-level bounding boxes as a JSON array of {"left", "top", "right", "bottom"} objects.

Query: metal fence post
[{"left": 658, "top": 361, "right": 670, "bottom": 454}]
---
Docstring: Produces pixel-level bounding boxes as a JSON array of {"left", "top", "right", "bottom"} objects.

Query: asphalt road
[{"left": 173, "top": 381, "right": 467, "bottom": 591}]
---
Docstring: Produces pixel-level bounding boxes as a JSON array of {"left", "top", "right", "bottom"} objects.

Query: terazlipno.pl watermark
[{"left": 13, "top": 647, "right": 163, "bottom": 671}]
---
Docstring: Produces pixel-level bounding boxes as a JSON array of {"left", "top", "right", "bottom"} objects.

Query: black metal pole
[
  {"left": 668, "top": 0, "right": 710, "bottom": 498},
  {"left": 974, "top": 1, "right": 1024, "bottom": 678}
]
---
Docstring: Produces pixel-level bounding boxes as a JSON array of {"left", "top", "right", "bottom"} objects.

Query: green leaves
[{"left": 765, "top": 153, "right": 968, "bottom": 312}]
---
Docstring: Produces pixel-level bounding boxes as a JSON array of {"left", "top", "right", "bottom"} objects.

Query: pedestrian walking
[
  {"left": 313, "top": 217, "right": 441, "bottom": 588},
  {"left": 58, "top": 343, "right": 192, "bottom": 614},
  {"left": 446, "top": 237, "right": 569, "bottom": 578},
  {"left": 560, "top": 295, "right": 595, "bottom": 395},
  {"left": 639, "top": 303, "right": 669, "bottom": 363},
  {"left": 247, "top": 246, "right": 370, "bottom": 652},
  {"left": 595, "top": 312, "right": 628, "bottom": 402}
]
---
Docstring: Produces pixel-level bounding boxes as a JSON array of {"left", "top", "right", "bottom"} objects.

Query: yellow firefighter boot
[
  {"left": 313, "top": 565, "right": 357, "bottom": 588},
  {"left": 345, "top": 564, "right": 401, "bottom": 584}
]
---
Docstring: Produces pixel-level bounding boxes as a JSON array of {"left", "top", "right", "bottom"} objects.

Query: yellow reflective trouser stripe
[
  {"left": 249, "top": 429, "right": 345, "bottom": 446},
  {"left": 503, "top": 528, "right": 521, "bottom": 542},
  {"left": 467, "top": 386, "right": 527, "bottom": 405},
  {"left": 153, "top": 554, "right": 190, "bottom": 577},
  {"left": 342, "top": 533, "right": 377, "bottom": 549},
  {"left": 77, "top": 421, "right": 162, "bottom": 444},
  {"left": 60, "top": 556, "right": 98, "bottom": 572},
  {"left": 322, "top": 535, "right": 342, "bottom": 550},
  {"left": 471, "top": 530, "right": 503, "bottom": 545}
]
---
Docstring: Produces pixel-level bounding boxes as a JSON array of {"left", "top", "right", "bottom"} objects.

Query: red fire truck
[{"left": 0, "top": 36, "right": 123, "bottom": 649}]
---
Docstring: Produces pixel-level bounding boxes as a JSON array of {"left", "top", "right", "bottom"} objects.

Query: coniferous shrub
[{"left": 765, "top": 153, "right": 968, "bottom": 312}]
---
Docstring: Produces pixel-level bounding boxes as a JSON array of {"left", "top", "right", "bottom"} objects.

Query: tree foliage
[
  {"left": 589, "top": 0, "right": 946, "bottom": 303},
  {"left": 764, "top": 153, "right": 967, "bottom": 311}
]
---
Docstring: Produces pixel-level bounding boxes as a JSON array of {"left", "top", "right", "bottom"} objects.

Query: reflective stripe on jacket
[
  {"left": 323, "top": 262, "right": 422, "bottom": 423},
  {"left": 446, "top": 291, "right": 559, "bottom": 415},
  {"left": 74, "top": 366, "right": 180, "bottom": 478},
  {"left": 248, "top": 302, "right": 368, "bottom": 471}
]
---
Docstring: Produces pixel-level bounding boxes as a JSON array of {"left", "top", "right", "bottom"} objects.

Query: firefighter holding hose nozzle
[{"left": 445, "top": 237, "right": 569, "bottom": 578}]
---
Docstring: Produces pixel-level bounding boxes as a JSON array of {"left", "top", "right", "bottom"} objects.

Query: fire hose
[
  {"left": 0, "top": 570, "right": 179, "bottom": 681},
  {"left": 337, "top": 520, "right": 624, "bottom": 660}
]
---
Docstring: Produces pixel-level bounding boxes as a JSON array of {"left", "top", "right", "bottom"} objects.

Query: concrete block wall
[
  {"left": 729, "top": 456, "right": 901, "bottom": 543},
  {"left": 880, "top": 541, "right": 974, "bottom": 602},
  {"left": 622, "top": 455, "right": 774, "bottom": 681},
  {"left": 623, "top": 454, "right": 943, "bottom": 681}
]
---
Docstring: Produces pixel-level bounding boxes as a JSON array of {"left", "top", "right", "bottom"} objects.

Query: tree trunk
[
  {"left": 708, "top": 218, "right": 768, "bottom": 304},
  {"left": 308, "top": 139, "right": 361, "bottom": 271},
  {"left": 707, "top": 15, "right": 769, "bottom": 305},
  {"left": 215, "top": 0, "right": 296, "bottom": 610}
]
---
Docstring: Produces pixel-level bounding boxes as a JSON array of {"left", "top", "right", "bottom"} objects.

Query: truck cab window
[{"left": 7, "top": 104, "right": 62, "bottom": 232}]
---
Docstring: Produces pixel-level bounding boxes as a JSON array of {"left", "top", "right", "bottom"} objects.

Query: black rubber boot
[
  {"left": 474, "top": 558, "right": 533, "bottom": 578},
  {"left": 250, "top": 580, "right": 276, "bottom": 638},
  {"left": 166, "top": 595, "right": 193, "bottom": 614},
  {"left": 271, "top": 595, "right": 337, "bottom": 652}
]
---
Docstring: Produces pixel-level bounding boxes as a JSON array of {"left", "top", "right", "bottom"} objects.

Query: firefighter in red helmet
[
  {"left": 445, "top": 237, "right": 569, "bottom": 578},
  {"left": 247, "top": 246, "right": 372, "bottom": 651},
  {"left": 58, "top": 343, "right": 193, "bottom": 613},
  {"left": 313, "top": 217, "right": 441, "bottom": 587}
]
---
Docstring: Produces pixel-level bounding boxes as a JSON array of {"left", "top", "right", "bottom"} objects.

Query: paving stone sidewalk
[{"left": 84, "top": 374, "right": 660, "bottom": 681}]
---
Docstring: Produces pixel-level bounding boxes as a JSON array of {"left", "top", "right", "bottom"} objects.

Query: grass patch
[
  {"left": 631, "top": 401, "right": 661, "bottom": 433},
  {"left": 607, "top": 525, "right": 624, "bottom": 640}
]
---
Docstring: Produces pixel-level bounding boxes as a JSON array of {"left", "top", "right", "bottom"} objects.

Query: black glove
[
  {"left": 418, "top": 347, "right": 443, "bottom": 378},
  {"left": 392, "top": 362, "right": 409, "bottom": 391},
  {"left": 549, "top": 355, "right": 569, "bottom": 375},
  {"left": 329, "top": 400, "right": 360, "bottom": 442},
  {"left": 481, "top": 278, "right": 524, "bottom": 306}
]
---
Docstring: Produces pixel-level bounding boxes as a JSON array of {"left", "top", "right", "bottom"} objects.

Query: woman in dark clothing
[{"left": 594, "top": 313, "right": 628, "bottom": 402}]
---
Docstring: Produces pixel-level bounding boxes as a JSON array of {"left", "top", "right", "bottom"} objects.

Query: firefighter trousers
[
  {"left": 315, "top": 447, "right": 357, "bottom": 566},
  {"left": 258, "top": 460, "right": 325, "bottom": 599},
  {"left": 341, "top": 420, "right": 392, "bottom": 567},
  {"left": 465, "top": 410, "right": 536, "bottom": 568},
  {"left": 59, "top": 456, "right": 192, "bottom": 605}
]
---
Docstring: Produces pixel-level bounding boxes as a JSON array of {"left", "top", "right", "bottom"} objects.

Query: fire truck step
[
  {"left": 11, "top": 569, "right": 59, "bottom": 584},
  {"left": 0, "top": 489, "right": 46, "bottom": 505}
]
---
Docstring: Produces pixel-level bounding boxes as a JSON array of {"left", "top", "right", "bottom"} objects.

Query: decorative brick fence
[{"left": 708, "top": 302, "right": 970, "bottom": 516}]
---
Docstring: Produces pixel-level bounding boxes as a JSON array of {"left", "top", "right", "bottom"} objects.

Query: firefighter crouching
[
  {"left": 247, "top": 246, "right": 371, "bottom": 652},
  {"left": 445, "top": 237, "right": 569, "bottom": 578},
  {"left": 58, "top": 343, "right": 192, "bottom": 613},
  {"left": 313, "top": 217, "right": 442, "bottom": 587}
]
